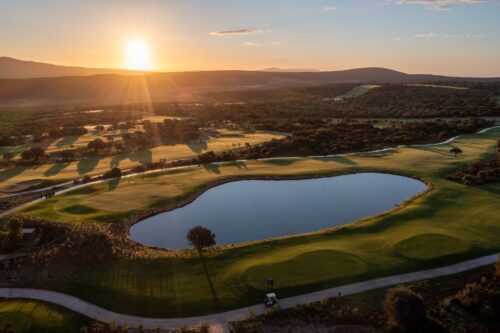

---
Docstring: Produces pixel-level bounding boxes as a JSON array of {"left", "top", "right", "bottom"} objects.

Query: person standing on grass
[{"left": 267, "top": 276, "right": 274, "bottom": 290}]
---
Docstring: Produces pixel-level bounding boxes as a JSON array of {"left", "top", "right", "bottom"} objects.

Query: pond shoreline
[{"left": 124, "top": 170, "right": 431, "bottom": 252}]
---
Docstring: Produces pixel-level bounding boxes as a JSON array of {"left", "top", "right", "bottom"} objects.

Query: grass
[
  {"left": 0, "top": 129, "right": 284, "bottom": 195},
  {"left": 16, "top": 128, "right": 500, "bottom": 318},
  {"left": 335, "top": 84, "right": 380, "bottom": 100},
  {"left": 408, "top": 83, "right": 468, "bottom": 90},
  {"left": 0, "top": 299, "right": 90, "bottom": 333}
]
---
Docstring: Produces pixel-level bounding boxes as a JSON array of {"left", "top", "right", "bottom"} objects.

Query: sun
[{"left": 124, "top": 39, "right": 153, "bottom": 71}]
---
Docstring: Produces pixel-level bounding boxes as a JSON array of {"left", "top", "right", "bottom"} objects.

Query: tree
[
  {"left": 383, "top": 286, "right": 427, "bottom": 333},
  {"left": 450, "top": 147, "right": 463, "bottom": 157},
  {"left": 2, "top": 152, "right": 14, "bottom": 161},
  {"left": 87, "top": 138, "right": 107, "bottom": 152},
  {"left": 102, "top": 167, "right": 122, "bottom": 179},
  {"left": 187, "top": 226, "right": 218, "bottom": 301},
  {"left": 0, "top": 216, "right": 23, "bottom": 252},
  {"left": 21, "top": 147, "right": 45, "bottom": 161}
]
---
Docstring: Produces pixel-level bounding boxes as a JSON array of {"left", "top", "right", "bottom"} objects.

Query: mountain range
[{"left": 0, "top": 57, "right": 498, "bottom": 108}]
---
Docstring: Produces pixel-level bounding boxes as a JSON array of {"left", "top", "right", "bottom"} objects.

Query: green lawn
[
  {"left": 0, "top": 299, "right": 90, "bottom": 333},
  {"left": 17, "top": 128, "right": 500, "bottom": 318}
]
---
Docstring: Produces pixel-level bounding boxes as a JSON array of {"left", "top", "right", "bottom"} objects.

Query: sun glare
[{"left": 124, "top": 39, "right": 153, "bottom": 71}]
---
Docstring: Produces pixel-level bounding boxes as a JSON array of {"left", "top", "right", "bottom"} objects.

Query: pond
[{"left": 130, "top": 173, "right": 426, "bottom": 249}]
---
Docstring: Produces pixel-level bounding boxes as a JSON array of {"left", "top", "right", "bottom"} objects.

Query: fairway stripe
[{"left": 1, "top": 252, "right": 498, "bottom": 331}]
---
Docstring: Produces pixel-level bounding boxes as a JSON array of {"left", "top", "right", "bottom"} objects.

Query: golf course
[
  {"left": 0, "top": 129, "right": 283, "bottom": 195},
  {"left": 11, "top": 126, "right": 499, "bottom": 318}
]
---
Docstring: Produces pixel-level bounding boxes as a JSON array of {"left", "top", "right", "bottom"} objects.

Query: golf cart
[{"left": 264, "top": 292, "right": 278, "bottom": 307}]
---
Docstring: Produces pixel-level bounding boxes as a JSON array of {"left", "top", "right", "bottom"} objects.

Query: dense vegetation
[
  {"left": 447, "top": 139, "right": 500, "bottom": 186},
  {"left": 190, "top": 118, "right": 494, "bottom": 162}
]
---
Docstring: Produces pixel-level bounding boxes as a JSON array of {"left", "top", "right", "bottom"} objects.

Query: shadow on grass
[
  {"left": 227, "top": 161, "right": 248, "bottom": 169},
  {"left": 55, "top": 135, "right": 82, "bottom": 148},
  {"left": 129, "top": 149, "right": 152, "bottom": 164},
  {"left": 264, "top": 159, "right": 298, "bottom": 166},
  {"left": 203, "top": 164, "right": 220, "bottom": 174},
  {"left": 312, "top": 156, "right": 356, "bottom": 165},
  {"left": 77, "top": 157, "right": 99, "bottom": 175},
  {"left": 187, "top": 140, "right": 208, "bottom": 154},
  {"left": 44, "top": 163, "right": 70, "bottom": 177},
  {"left": 0, "top": 165, "right": 30, "bottom": 183},
  {"left": 108, "top": 178, "right": 121, "bottom": 191}
]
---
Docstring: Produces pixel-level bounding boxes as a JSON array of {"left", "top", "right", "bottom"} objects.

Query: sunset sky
[{"left": 0, "top": 0, "right": 499, "bottom": 76}]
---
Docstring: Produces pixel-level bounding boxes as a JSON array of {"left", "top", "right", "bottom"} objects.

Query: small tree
[
  {"left": 384, "top": 286, "right": 427, "bottom": 333},
  {"left": 187, "top": 226, "right": 218, "bottom": 301},
  {"left": 0, "top": 216, "right": 23, "bottom": 252},
  {"left": 450, "top": 147, "right": 463, "bottom": 157},
  {"left": 2, "top": 152, "right": 14, "bottom": 161}
]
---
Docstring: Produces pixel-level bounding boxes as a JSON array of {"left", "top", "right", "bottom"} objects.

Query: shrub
[
  {"left": 102, "top": 167, "right": 122, "bottom": 179},
  {"left": 383, "top": 286, "right": 427, "bottom": 333}
]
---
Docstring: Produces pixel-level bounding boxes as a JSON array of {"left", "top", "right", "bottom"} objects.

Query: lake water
[{"left": 130, "top": 173, "right": 426, "bottom": 249}]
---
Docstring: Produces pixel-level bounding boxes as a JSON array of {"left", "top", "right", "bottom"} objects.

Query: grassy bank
[
  {"left": 0, "top": 299, "right": 90, "bottom": 333},
  {"left": 16, "top": 128, "right": 500, "bottom": 318}
]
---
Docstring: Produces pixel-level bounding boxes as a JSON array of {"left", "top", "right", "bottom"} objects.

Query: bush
[
  {"left": 383, "top": 286, "right": 427, "bottom": 333},
  {"left": 0, "top": 216, "right": 24, "bottom": 252},
  {"left": 102, "top": 167, "right": 122, "bottom": 179}
]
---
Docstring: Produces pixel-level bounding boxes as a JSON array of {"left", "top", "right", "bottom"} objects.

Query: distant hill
[
  {"left": 0, "top": 57, "right": 147, "bottom": 79},
  {"left": 261, "top": 67, "right": 321, "bottom": 73},
  {"left": 0, "top": 58, "right": 498, "bottom": 108}
]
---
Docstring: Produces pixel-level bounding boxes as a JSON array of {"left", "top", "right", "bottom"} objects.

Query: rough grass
[
  {"left": 0, "top": 299, "right": 90, "bottom": 333},
  {"left": 0, "top": 130, "right": 284, "bottom": 195},
  {"left": 17, "top": 128, "right": 500, "bottom": 318}
]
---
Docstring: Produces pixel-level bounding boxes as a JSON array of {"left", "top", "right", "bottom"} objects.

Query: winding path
[{"left": 1, "top": 253, "right": 498, "bottom": 332}]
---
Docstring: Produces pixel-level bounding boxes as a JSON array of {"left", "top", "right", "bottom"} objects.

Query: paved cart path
[{"left": 1, "top": 253, "right": 498, "bottom": 332}]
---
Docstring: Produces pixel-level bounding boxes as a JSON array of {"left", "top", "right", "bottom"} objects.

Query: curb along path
[{"left": 1, "top": 253, "right": 498, "bottom": 332}]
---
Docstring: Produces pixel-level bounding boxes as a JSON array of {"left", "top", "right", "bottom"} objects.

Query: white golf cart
[{"left": 264, "top": 292, "right": 278, "bottom": 307}]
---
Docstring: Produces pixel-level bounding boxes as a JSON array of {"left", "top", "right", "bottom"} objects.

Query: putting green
[
  {"left": 244, "top": 250, "right": 367, "bottom": 289},
  {"left": 394, "top": 234, "right": 471, "bottom": 260}
]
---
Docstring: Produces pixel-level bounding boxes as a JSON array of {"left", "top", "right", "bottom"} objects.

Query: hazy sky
[{"left": 1, "top": 0, "right": 499, "bottom": 76}]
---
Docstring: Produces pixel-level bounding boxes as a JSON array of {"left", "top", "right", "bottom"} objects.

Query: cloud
[
  {"left": 414, "top": 32, "right": 485, "bottom": 38},
  {"left": 210, "top": 29, "right": 264, "bottom": 36},
  {"left": 389, "top": 0, "right": 490, "bottom": 10},
  {"left": 243, "top": 42, "right": 262, "bottom": 47},
  {"left": 324, "top": 6, "right": 339, "bottom": 10},
  {"left": 427, "top": 4, "right": 452, "bottom": 10},
  {"left": 415, "top": 32, "right": 438, "bottom": 38}
]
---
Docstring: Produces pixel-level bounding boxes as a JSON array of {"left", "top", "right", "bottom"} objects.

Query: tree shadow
[
  {"left": 55, "top": 135, "right": 81, "bottom": 148},
  {"left": 312, "top": 156, "right": 356, "bottom": 165},
  {"left": 77, "top": 157, "right": 99, "bottom": 175},
  {"left": 0, "top": 165, "right": 29, "bottom": 183},
  {"left": 187, "top": 140, "right": 208, "bottom": 154},
  {"left": 129, "top": 149, "right": 153, "bottom": 165},
  {"left": 44, "top": 163, "right": 70, "bottom": 177},
  {"left": 203, "top": 164, "right": 220, "bottom": 174},
  {"left": 108, "top": 178, "right": 121, "bottom": 191},
  {"left": 264, "top": 158, "right": 298, "bottom": 166},
  {"left": 227, "top": 161, "right": 248, "bottom": 169}
]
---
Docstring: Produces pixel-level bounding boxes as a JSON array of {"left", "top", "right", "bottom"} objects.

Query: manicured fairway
[
  {"left": 0, "top": 130, "right": 284, "bottom": 195},
  {"left": 0, "top": 299, "right": 90, "bottom": 333},
  {"left": 18, "top": 128, "right": 500, "bottom": 318}
]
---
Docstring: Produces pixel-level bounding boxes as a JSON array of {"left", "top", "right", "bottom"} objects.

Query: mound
[
  {"left": 244, "top": 250, "right": 367, "bottom": 290},
  {"left": 395, "top": 234, "right": 471, "bottom": 260}
]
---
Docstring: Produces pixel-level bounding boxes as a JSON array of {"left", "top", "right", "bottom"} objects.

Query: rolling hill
[{"left": 0, "top": 57, "right": 498, "bottom": 108}]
